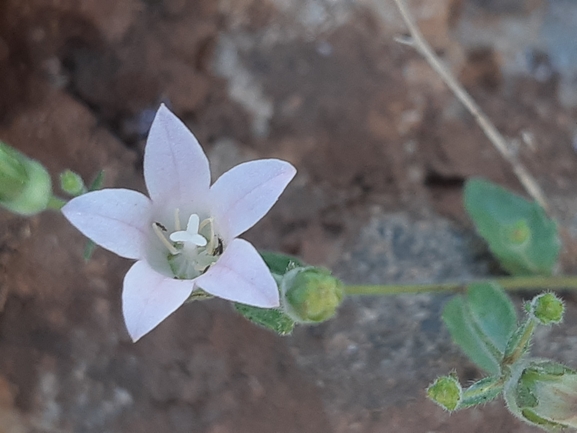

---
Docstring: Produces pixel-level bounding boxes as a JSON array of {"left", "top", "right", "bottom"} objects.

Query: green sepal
[
  {"left": 88, "top": 170, "right": 105, "bottom": 191},
  {"left": 186, "top": 289, "right": 214, "bottom": 302},
  {"left": 464, "top": 178, "right": 560, "bottom": 276},
  {"left": 520, "top": 408, "right": 563, "bottom": 431},
  {"left": 516, "top": 361, "right": 575, "bottom": 401},
  {"left": 234, "top": 303, "right": 295, "bottom": 335},
  {"left": 83, "top": 240, "right": 96, "bottom": 262},
  {"left": 507, "top": 360, "right": 577, "bottom": 431},
  {"left": 260, "top": 251, "right": 303, "bottom": 276},
  {"left": 459, "top": 376, "right": 503, "bottom": 408}
]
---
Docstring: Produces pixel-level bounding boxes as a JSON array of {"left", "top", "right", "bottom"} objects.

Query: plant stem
[
  {"left": 345, "top": 275, "right": 577, "bottom": 296},
  {"left": 47, "top": 195, "right": 67, "bottom": 211},
  {"left": 502, "top": 319, "right": 536, "bottom": 366},
  {"left": 389, "top": 0, "right": 549, "bottom": 213}
]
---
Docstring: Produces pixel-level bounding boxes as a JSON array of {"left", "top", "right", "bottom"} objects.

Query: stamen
[
  {"left": 200, "top": 218, "right": 215, "bottom": 252},
  {"left": 199, "top": 217, "right": 212, "bottom": 231},
  {"left": 153, "top": 223, "right": 180, "bottom": 255},
  {"left": 174, "top": 208, "right": 181, "bottom": 231},
  {"left": 159, "top": 213, "right": 222, "bottom": 280},
  {"left": 213, "top": 238, "right": 223, "bottom": 255}
]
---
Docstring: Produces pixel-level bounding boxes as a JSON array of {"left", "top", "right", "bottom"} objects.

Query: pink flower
[{"left": 62, "top": 105, "right": 296, "bottom": 341}]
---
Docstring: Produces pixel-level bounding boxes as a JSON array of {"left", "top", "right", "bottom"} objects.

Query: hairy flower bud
[
  {"left": 427, "top": 374, "right": 462, "bottom": 411},
  {"left": 0, "top": 141, "right": 52, "bottom": 215},
  {"left": 507, "top": 360, "right": 577, "bottom": 430},
  {"left": 530, "top": 293, "right": 564, "bottom": 325},
  {"left": 280, "top": 267, "right": 344, "bottom": 324}
]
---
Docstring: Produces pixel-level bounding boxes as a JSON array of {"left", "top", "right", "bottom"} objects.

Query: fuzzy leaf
[
  {"left": 464, "top": 178, "right": 560, "bottom": 276},
  {"left": 88, "top": 170, "right": 105, "bottom": 191},
  {"left": 234, "top": 303, "right": 295, "bottom": 335},
  {"left": 467, "top": 282, "right": 517, "bottom": 353},
  {"left": 442, "top": 295, "right": 501, "bottom": 375},
  {"left": 260, "top": 251, "right": 304, "bottom": 276}
]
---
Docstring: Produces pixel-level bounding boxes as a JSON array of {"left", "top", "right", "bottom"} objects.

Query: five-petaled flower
[{"left": 62, "top": 105, "right": 296, "bottom": 341}]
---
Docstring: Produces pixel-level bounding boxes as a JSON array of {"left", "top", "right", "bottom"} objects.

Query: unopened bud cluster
[
  {"left": 0, "top": 141, "right": 52, "bottom": 215},
  {"left": 59, "top": 169, "right": 86, "bottom": 196}
]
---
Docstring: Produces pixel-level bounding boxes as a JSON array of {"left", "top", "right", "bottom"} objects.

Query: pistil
[
  {"left": 153, "top": 212, "right": 223, "bottom": 280},
  {"left": 169, "top": 214, "right": 208, "bottom": 247}
]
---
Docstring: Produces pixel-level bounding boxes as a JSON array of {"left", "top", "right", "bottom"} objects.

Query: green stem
[
  {"left": 502, "top": 319, "right": 536, "bottom": 366},
  {"left": 345, "top": 275, "right": 577, "bottom": 296},
  {"left": 47, "top": 195, "right": 67, "bottom": 211}
]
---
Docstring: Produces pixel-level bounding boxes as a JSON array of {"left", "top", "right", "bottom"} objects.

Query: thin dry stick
[{"left": 391, "top": 0, "right": 550, "bottom": 212}]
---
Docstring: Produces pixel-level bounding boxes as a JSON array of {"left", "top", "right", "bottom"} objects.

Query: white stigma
[
  {"left": 152, "top": 211, "right": 221, "bottom": 280},
  {"left": 169, "top": 214, "right": 208, "bottom": 247}
]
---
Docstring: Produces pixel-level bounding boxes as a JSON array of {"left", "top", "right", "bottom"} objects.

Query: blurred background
[{"left": 1, "top": 0, "right": 577, "bottom": 431}]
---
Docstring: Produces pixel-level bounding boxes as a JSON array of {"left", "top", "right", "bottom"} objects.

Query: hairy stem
[{"left": 345, "top": 275, "right": 577, "bottom": 296}]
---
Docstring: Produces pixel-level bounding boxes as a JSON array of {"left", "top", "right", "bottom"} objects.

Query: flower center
[{"left": 152, "top": 211, "right": 223, "bottom": 280}]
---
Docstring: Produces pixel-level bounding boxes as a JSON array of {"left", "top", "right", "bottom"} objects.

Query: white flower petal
[
  {"left": 210, "top": 159, "right": 296, "bottom": 240},
  {"left": 122, "top": 261, "right": 194, "bottom": 342},
  {"left": 195, "top": 238, "right": 279, "bottom": 308},
  {"left": 62, "top": 189, "right": 151, "bottom": 259},
  {"left": 144, "top": 104, "right": 210, "bottom": 206}
]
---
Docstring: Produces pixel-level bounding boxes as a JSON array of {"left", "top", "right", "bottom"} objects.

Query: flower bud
[
  {"left": 530, "top": 293, "right": 564, "bottom": 325},
  {"left": 59, "top": 169, "right": 86, "bottom": 196},
  {"left": 0, "top": 141, "right": 52, "bottom": 216},
  {"left": 509, "top": 360, "right": 577, "bottom": 430},
  {"left": 280, "top": 267, "right": 344, "bottom": 324},
  {"left": 427, "top": 374, "right": 462, "bottom": 411}
]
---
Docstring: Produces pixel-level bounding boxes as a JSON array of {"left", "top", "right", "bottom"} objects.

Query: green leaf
[
  {"left": 442, "top": 296, "right": 501, "bottom": 375},
  {"left": 234, "top": 303, "right": 295, "bottom": 335},
  {"left": 464, "top": 178, "right": 560, "bottom": 276},
  {"left": 467, "top": 282, "right": 517, "bottom": 353},
  {"left": 83, "top": 239, "right": 97, "bottom": 261},
  {"left": 260, "top": 251, "right": 304, "bottom": 276},
  {"left": 88, "top": 170, "right": 105, "bottom": 191}
]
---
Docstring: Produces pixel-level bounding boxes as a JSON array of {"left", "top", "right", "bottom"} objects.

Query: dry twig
[{"left": 391, "top": 0, "right": 550, "bottom": 212}]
